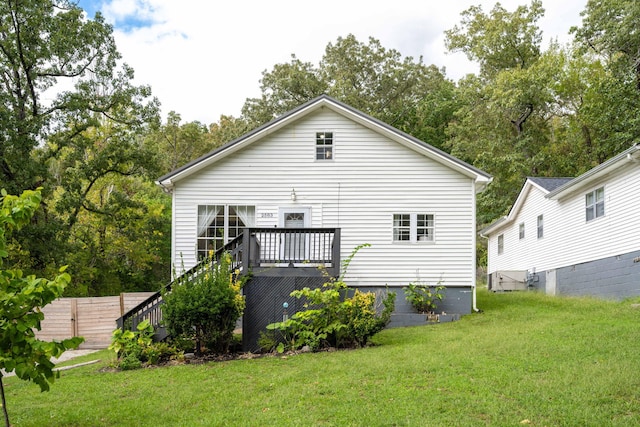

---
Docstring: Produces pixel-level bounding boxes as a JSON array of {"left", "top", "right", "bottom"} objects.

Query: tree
[
  {"left": 0, "top": 188, "right": 83, "bottom": 427},
  {"left": 145, "top": 112, "right": 215, "bottom": 174},
  {"left": 572, "top": 0, "right": 640, "bottom": 86},
  {"left": 445, "top": 1, "right": 544, "bottom": 77},
  {"left": 571, "top": 0, "right": 640, "bottom": 159},
  {"left": 0, "top": 1, "right": 160, "bottom": 291},
  {"left": 241, "top": 35, "right": 456, "bottom": 149}
]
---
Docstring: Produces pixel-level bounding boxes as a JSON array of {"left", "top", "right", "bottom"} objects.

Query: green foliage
[
  {"left": 241, "top": 35, "right": 454, "bottom": 149},
  {"left": 109, "top": 320, "right": 180, "bottom": 370},
  {"left": 0, "top": 0, "right": 162, "bottom": 297},
  {"left": 404, "top": 282, "right": 446, "bottom": 313},
  {"left": 267, "top": 244, "right": 396, "bottom": 351},
  {"left": 0, "top": 188, "right": 83, "bottom": 426},
  {"left": 109, "top": 320, "right": 154, "bottom": 362},
  {"left": 162, "top": 252, "right": 245, "bottom": 355}
]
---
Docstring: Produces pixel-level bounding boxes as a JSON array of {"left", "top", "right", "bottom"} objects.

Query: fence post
[{"left": 70, "top": 298, "right": 79, "bottom": 337}]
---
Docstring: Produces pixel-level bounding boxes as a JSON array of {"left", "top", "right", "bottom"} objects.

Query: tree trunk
[{"left": 0, "top": 376, "right": 10, "bottom": 427}]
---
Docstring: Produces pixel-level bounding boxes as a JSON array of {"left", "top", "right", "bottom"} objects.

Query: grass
[{"left": 5, "top": 289, "right": 640, "bottom": 426}]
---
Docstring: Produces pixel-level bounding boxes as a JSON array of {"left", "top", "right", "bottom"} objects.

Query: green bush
[
  {"left": 109, "top": 319, "right": 155, "bottom": 369},
  {"left": 267, "top": 244, "right": 396, "bottom": 351},
  {"left": 404, "top": 282, "right": 445, "bottom": 313},
  {"left": 109, "top": 320, "right": 182, "bottom": 369},
  {"left": 162, "top": 252, "right": 245, "bottom": 355}
]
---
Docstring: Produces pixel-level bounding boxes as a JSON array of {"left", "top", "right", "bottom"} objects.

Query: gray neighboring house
[{"left": 481, "top": 144, "right": 640, "bottom": 299}]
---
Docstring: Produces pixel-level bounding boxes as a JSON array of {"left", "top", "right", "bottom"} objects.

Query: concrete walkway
[
  {"left": 2, "top": 349, "right": 102, "bottom": 378},
  {"left": 52, "top": 349, "right": 101, "bottom": 364}
]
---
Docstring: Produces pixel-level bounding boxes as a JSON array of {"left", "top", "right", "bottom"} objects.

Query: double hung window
[
  {"left": 393, "top": 214, "right": 434, "bottom": 242},
  {"left": 316, "top": 132, "right": 333, "bottom": 160},
  {"left": 585, "top": 187, "right": 605, "bottom": 221}
]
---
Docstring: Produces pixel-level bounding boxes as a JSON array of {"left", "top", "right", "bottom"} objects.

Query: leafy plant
[
  {"left": 109, "top": 319, "right": 154, "bottom": 367},
  {"left": 404, "top": 282, "right": 445, "bottom": 313},
  {"left": 0, "top": 189, "right": 83, "bottom": 427},
  {"left": 267, "top": 244, "right": 396, "bottom": 351},
  {"left": 109, "top": 320, "right": 180, "bottom": 370},
  {"left": 162, "top": 252, "right": 246, "bottom": 355}
]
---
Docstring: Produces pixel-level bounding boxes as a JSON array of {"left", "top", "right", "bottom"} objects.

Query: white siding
[
  {"left": 487, "top": 162, "right": 640, "bottom": 275},
  {"left": 171, "top": 109, "right": 477, "bottom": 288}
]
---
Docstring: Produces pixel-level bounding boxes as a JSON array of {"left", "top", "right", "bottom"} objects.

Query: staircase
[
  {"left": 116, "top": 227, "right": 340, "bottom": 343},
  {"left": 115, "top": 234, "right": 245, "bottom": 340}
]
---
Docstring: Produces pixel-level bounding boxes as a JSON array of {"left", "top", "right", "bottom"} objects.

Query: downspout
[
  {"left": 471, "top": 177, "right": 492, "bottom": 312},
  {"left": 472, "top": 179, "right": 479, "bottom": 312}
]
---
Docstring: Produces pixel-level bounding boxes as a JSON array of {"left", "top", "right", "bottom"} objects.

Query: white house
[
  {"left": 155, "top": 95, "right": 491, "bottom": 347},
  {"left": 481, "top": 144, "right": 640, "bottom": 298}
]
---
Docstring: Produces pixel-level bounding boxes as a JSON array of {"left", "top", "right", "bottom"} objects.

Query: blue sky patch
[{"left": 76, "top": 0, "right": 158, "bottom": 31}]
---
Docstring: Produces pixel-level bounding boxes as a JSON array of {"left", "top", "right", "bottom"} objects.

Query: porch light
[{"left": 291, "top": 188, "right": 297, "bottom": 201}]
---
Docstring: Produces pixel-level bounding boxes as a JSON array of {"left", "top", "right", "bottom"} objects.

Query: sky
[{"left": 76, "top": 0, "right": 588, "bottom": 125}]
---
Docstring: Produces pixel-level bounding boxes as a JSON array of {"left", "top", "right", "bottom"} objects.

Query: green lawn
[{"left": 6, "top": 289, "right": 640, "bottom": 426}]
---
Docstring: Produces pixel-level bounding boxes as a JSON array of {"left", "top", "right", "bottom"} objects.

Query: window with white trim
[
  {"left": 537, "top": 214, "right": 544, "bottom": 239},
  {"left": 393, "top": 213, "right": 434, "bottom": 242},
  {"left": 498, "top": 234, "right": 504, "bottom": 255},
  {"left": 197, "top": 205, "right": 255, "bottom": 259},
  {"left": 316, "top": 132, "right": 333, "bottom": 160},
  {"left": 585, "top": 187, "right": 605, "bottom": 221},
  {"left": 519, "top": 222, "right": 525, "bottom": 240}
]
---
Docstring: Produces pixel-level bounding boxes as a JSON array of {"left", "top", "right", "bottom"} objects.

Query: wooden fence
[{"left": 35, "top": 292, "right": 156, "bottom": 349}]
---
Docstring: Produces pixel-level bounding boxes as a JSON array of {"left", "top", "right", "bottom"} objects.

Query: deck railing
[
  {"left": 247, "top": 227, "right": 339, "bottom": 273},
  {"left": 116, "top": 228, "right": 340, "bottom": 338}
]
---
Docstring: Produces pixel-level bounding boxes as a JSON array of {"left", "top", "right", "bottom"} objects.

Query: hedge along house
[
  {"left": 481, "top": 144, "right": 640, "bottom": 298},
  {"left": 151, "top": 95, "right": 492, "bottom": 350}
]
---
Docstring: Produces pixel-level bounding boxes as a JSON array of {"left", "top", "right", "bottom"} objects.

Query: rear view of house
[
  {"left": 482, "top": 144, "right": 640, "bottom": 299},
  {"left": 152, "top": 95, "right": 491, "bottom": 348}
]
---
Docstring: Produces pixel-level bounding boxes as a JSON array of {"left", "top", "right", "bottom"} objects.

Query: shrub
[
  {"left": 267, "top": 244, "right": 396, "bottom": 351},
  {"left": 162, "top": 252, "right": 245, "bottom": 355},
  {"left": 404, "top": 282, "right": 445, "bottom": 313},
  {"left": 109, "top": 320, "right": 181, "bottom": 369},
  {"left": 109, "top": 319, "right": 154, "bottom": 369}
]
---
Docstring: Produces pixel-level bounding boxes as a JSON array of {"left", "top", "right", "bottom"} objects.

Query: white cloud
[{"left": 93, "top": 0, "right": 587, "bottom": 125}]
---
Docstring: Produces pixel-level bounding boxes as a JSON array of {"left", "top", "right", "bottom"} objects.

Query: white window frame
[
  {"left": 585, "top": 186, "right": 605, "bottom": 222},
  {"left": 519, "top": 222, "right": 525, "bottom": 240},
  {"left": 497, "top": 234, "right": 504, "bottom": 255},
  {"left": 392, "top": 213, "right": 435, "bottom": 243},
  {"left": 537, "top": 215, "right": 544, "bottom": 239},
  {"left": 316, "top": 131, "right": 333, "bottom": 160},
  {"left": 197, "top": 205, "right": 255, "bottom": 259}
]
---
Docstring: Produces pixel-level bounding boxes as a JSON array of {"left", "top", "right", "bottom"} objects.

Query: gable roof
[
  {"left": 479, "top": 177, "right": 561, "bottom": 237},
  {"left": 481, "top": 143, "right": 640, "bottom": 237},
  {"left": 156, "top": 95, "right": 492, "bottom": 192},
  {"left": 546, "top": 144, "right": 640, "bottom": 200},
  {"left": 528, "top": 177, "right": 573, "bottom": 192}
]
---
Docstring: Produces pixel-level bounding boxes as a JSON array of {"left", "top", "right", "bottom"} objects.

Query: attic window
[{"left": 316, "top": 132, "right": 333, "bottom": 160}]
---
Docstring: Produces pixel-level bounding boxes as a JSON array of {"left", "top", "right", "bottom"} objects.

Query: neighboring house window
[
  {"left": 537, "top": 215, "right": 544, "bottom": 239},
  {"left": 197, "top": 205, "right": 255, "bottom": 259},
  {"left": 498, "top": 234, "right": 504, "bottom": 255},
  {"left": 393, "top": 213, "right": 434, "bottom": 242},
  {"left": 585, "top": 187, "right": 605, "bottom": 221},
  {"left": 519, "top": 223, "right": 525, "bottom": 240},
  {"left": 316, "top": 131, "right": 333, "bottom": 160}
]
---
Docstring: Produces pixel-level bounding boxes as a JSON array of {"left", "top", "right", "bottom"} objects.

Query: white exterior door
[{"left": 279, "top": 208, "right": 310, "bottom": 262}]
